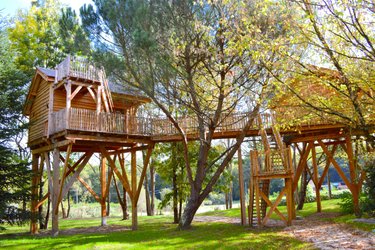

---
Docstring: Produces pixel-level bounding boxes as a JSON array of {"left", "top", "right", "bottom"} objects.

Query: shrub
[{"left": 338, "top": 191, "right": 354, "bottom": 214}]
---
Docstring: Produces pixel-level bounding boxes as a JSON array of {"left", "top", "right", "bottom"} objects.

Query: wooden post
[
  {"left": 238, "top": 147, "right": 247, "bottom": 225},
  {"left": 131, "top": 150, "right": 137, "bottom": 230},
  {"left": 346, "top": 136, "right": 360, "bottom": 216},
  {"left": 285, "top": 177, "right": 293, "bottom": 226},
  {"left": 65, "top": 81, "right": 71, "bottom": 130},
  {"left": 47, "top": 83, "right": 55, "bottom": 137},
  {"left": 96, "top": 85, "right": 102, "bottom": 131},
  {"left": 30, "top": 154, "right": 40, "bottom": 234},
  {"left": 248, "top": 151, "right": 255, "bottom": 226},
  {"left": 312, "top": 145, "right": 321, "bottom": 212},
  {"left": 51, "top": 148, "right": 60, "bottom": 236},
  {"left": 100, "top": 156, "right": 107, "bottom": 226}
]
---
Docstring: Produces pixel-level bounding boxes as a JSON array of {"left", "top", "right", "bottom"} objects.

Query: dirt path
[{"left": 194, "top": 213, "right": 375, "bottom": 250}]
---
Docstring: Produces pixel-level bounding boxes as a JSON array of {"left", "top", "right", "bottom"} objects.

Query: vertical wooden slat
[
  {"left": 131, "top": 150, "right": 137, "bottom": 230},
  {"left": 238, "top": 147, "right": 247, "bottom": 225}
]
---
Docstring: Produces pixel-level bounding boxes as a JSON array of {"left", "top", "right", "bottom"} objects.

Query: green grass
[
  {"left": 199, "top": 199, "right": 341, "bottom": 219},
  {"left": 0, "top": 216, "right": 312, "bottom": 250},
  {"left": 330, "top": 214, "right": 375, "bottom": 232}
]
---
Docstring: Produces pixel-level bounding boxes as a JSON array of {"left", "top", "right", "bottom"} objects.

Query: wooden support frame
[{"left": 238, "top": 147, "right": 247, "bottom": 225}]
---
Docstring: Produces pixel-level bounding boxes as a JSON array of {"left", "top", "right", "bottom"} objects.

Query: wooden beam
[
  {"left": 238, "top": 147, "right": 247, "bottom": 225},
  {"left": 36, "top": 192, "right": 50, "bottom": 210},
  {"left": 100, "top": 147, "right": 133, "bottom": 199},
  {"left": 55, "top": 143, "right": 73, "bottom": 213},
  {"left": 135, "top": 145, "right": 154, "bottom": 204},
  {"left": 52, "top": 148, "right": 60, "bottom": 236},
  {"left": 292, "top": 142, "right": 313, "bottom": 192},
  {"left": 100, "top": 156, "right": 107, "bottom": 226},
  {"left": 318, "top": 140, "right": 353, "bottom": 191},
  {"left": 262, "top": 188, "right": 287, "bottom": 225},
  {"left": 32, "top": 140, "right": 74, "bottom": 154},
  {"left": 108, "top": 145, "right": 149, "bottom": 155},
  {"left": 62, "top": 152, "right": 94, "bottom": 198},
  {"left": 70, "top": 86, "right": 83, "bottom": 100},
  {"left": 87, "top": 87, "right": 97, "bottom": 103},
  {"left": 30, "top": 154, "right": 39, "bottom": 234},
  {"left": 312, "top": 145, "right": 321, "bottom": 212},
  {"left": 131, "top": 149, "right": 137, "bottom": 230},
  {"left": 318, "top": 145, "right": 337, "bottom": 188}
]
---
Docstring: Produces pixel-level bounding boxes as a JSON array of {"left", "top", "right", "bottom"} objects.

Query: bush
[
  {"left": 338, "top": 191, "right": 354, "bottom": 214},
  {"left": 362, "top": 162, "right": 375, "bottom": 216}
]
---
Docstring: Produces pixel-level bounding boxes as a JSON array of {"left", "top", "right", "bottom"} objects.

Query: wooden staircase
[
  {"left": 249, "top": 179, "right": 270, "bottom": 227},
  {"left": 248, "top": 113, "right": 293, "bottom": 227}
]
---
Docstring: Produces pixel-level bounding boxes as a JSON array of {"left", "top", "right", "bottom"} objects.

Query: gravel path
[{"left": 194, "top": 213, "right": 375, "bottom": 250}]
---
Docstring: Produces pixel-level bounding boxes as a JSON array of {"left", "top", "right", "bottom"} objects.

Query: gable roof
[{"left": 23, "top": 67, "right": 151, "bottom": 115}]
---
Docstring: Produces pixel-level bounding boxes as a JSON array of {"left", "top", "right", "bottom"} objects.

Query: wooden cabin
[{"left": 23, "top": 56, "right": 151, "bottom": 150}]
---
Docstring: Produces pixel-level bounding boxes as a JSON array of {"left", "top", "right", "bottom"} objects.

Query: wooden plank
[
  {"left": 32, "top": 140, "right": 74, "bottom": 154},
  {"left": 52, "top": 148, "right": 60, "bottom": 235},
  {"left": 346, "top": 136, "right": 357, "bottom": 182},
  {"left": 30, "top": 154, "right": 39, "bottom": 234}
]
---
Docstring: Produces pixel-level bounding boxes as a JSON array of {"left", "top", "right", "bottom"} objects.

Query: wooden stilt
[
  {"left": 51, "top": 148, "right": 60, "bottom": 236},
  {"left": 238, "top": 147, "right": 247, "bottom": 225},
  {"left": 30, "top": 154, "right": 40, "bottom": 234},
  {"left": 101, "top": 156, "right": 107, "bottom": 226},
  {"left": 312, "top": 145, "right": 321, "bottom": 212},
  {"left": 131, "top": 149, "right": 137, "bottom": 230}
]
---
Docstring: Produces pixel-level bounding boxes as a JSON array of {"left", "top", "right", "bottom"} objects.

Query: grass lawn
[
  {"left": 199, "top": 199, "right": 341, "bottom": 219},
  {"left": 199, "top": 199, "right": 375, "bottom": 231},
  {"left": 0, "top": 216, "right": 312, "bottom": 250}
]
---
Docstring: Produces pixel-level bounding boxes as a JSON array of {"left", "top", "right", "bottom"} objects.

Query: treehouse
[
  {"left": 24, "top": 56, "right": 152, "bottom": 151},
  {"left": 25, "top": 57, "right": 370, "bottom": 235}
]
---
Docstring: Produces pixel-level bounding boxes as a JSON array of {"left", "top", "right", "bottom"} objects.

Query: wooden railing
[
  {"left": 55, "top": 56, "right": 104, "bottom": 83},
  {"left": 49, "top": 108, "right": 339, "bottom": 137},
  {"left": 49, "top": 108, "right": 153, "bottom": 135},
  {"left": 251, "top": 147, "right": 293, "bottom": 176}
]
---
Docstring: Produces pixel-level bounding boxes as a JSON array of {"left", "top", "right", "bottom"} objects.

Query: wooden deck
[{"left": 48, "top": 107, "right": 346, "bottom": 144}]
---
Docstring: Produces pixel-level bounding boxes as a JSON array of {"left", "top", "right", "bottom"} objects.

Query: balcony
[
  {"left": 49, "top": 108, "right": 152, "bottom": 136},
  {"left": 55, "top": 56, "right": 104, "bottom": 83}
]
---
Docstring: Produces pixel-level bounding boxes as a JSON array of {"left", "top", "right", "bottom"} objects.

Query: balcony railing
[
  {"left": 49, "top": 108, "right": 339, "bottom": 138},
  {"left": 49, "top": 108, "right": 152, "bottom": 136},
  {"left": 55, "top": 56, "right": 104, "bottom": 83}
]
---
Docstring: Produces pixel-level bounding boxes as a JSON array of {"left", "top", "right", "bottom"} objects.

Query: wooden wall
[{"left": 28, "top": 79, "right": 50, "bottom": 144}]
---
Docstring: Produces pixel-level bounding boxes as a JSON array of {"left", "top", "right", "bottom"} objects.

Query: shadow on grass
[{"left": 0, "top": 218, "right": 311, "bottom": 250}]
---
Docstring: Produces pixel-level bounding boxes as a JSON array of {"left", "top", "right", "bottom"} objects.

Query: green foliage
[{"left": 362, "top": 161, "right": 375, "bottom": 217}]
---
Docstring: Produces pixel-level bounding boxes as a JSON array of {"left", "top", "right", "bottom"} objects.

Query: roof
[
  {"left": 37, "top": 67, "right": 148, "bottom": 98},
  {"left": 23, "top": 67, "right": 151, "bottom": 115}
]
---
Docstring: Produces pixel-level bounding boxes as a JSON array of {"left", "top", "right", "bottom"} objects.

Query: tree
[
  {"left": 0, "top": 14, "right": 31, "bottom": 225},
  {"left": 81, "top": 0, "right": 292, "bottom": 229},
  {"left": 271, "top": 0, "right": 375, "bottom": 145}
]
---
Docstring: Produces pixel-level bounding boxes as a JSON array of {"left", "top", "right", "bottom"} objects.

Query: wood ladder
[{"left": 248, "top": 179, "right": 270, "bottom": 227}]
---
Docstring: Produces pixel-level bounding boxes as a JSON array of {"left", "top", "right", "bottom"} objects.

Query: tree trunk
[
  {"left": 225, "top": 192, "right": 229, "bottom": 209},
  {"left": 38, "top": 178, "right": 45, "bottom": 229},
  {"left": 172, "top": 164, "right": 178, "bottom": 224},
  {"left": 327, "top": 170, "right": 332, "bottom": 199},
  {"left": 61, "top": 201, "right": 67, "bottom": 219},
  {"left": 122, "top": 188, "right": 128, "bottom": 220},
  {"left": 150, "top": 164, "right": 155, "bottom": 216},
  {"left": 297, "top": 167, "right": 308, "bottom": 210},
  {"left": 144, "top": 172, "right": 152, "bottom": 216},
  {"left": 107, "top": 193, "right": 110, "bottom": 216},
  {"left": 229, "top": 162, "right": 233, "bottom": 209},
  {"left": 44, "top": 196, "right": 50, "bottom": 229},
  {"left": 67, "top": 191, "right": 71, "bottom": 218},
  {"left": 178, "top": 197, "right": 183, "bottom": 221},
  {"left": 179, "top": 192, "right": 201, "bottom": 229}
]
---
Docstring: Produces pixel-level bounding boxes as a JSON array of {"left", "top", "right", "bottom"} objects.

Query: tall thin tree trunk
[
  {"left": 122, "top": 188, "right": 128, "bottom": 220},
  {"left": 172, "top": 164, "right": 178, "bottom": 224},
  {"left": 44, "top": 197, "right": 50, "bottom": 229},
  {"left": 144, "top": 173, "right": 152, "bottom": 216},
  {"left": 61, "top": 201, "right": 67, "bottom": 219},
  {"left": 297, "top": 167, "right": 308, "bottom": 210},
  {"left": 39, "top": 179, "right": 44, "bottom": 229},
  {"left": 327, "top": 169, "right": 332, "bottom": 199},
  {"left": 229, "top": 162, "right": 233, "bottom": 209},
  {"left": 67, "top": 191, "right": 71, "bottom": 218},
  {"left": 178, "top": 197, "right": 183, "bottom": 221},
  {"left": 225, "top": 192, "right": 229, "bottom": 209},
  {"left": 150, "top": 164, "right": 155, "bottom": 216}
]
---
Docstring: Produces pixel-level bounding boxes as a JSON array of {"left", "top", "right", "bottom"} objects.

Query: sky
[{"left": 0, "top": 0, "right": 93, "bottom": 17}]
